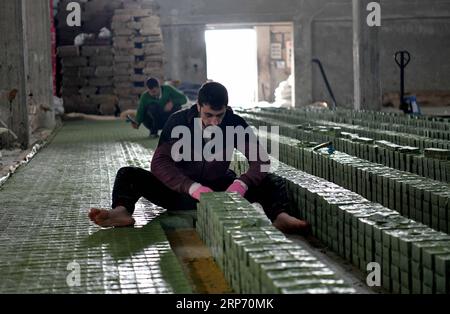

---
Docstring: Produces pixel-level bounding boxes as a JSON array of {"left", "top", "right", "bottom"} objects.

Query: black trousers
[
  {"left": 142, "top": 104, "right": 181, "bottom": 135},
  {"left": 111, "top": 166, "right": 287, "bottom": 222}
]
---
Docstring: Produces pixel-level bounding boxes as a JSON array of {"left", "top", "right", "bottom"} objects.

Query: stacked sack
[
  {"left": 58, "top": 45, "right": 118, "bottom": 115},
  {"left": 111, "top": 0, "right": 165, "bottom": 110}
]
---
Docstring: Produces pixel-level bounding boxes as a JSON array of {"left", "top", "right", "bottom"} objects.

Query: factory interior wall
[
  {"left": 202, "top": 24, "right": 293, "bottom": 106},
  {"left": 158, "top": 0, "right": 450, "bottom": 108},
  {"left": 310, "top": 0, "right": 450, "bottom": 108},
  {"left": 157, "top": 0, "right": 300, "bottom": 103},
  {"left": 47, "top": 0, "right": 450, "bottom": 112},
  {"left": 255, "top": 24, "right": 293, "bottom": 103}
]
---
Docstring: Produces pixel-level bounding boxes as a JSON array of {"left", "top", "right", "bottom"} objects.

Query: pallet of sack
[
  {"left": 111, "top": 5, "right": 165, "bottom": 104},
  {"left": 58, "top": 45, "right": 118, "bottom": 114},
  {"left": 230, "top": 154, "right": 450, "bottom": 294}
]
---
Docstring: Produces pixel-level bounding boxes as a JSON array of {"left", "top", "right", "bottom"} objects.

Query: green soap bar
[
  {"left": 236, "top": 239, "right": 292, "bottom": 261},
  {"left": 424, "top": 148, "right": 450, "bottom": 159},
  {"left": 387, "top": 228, "right": 435, "bottom": 253},
  {"left": 434, "top": 254, "right": 450, "bottom": 277},
  {"left": 391, "top": 264, "right": 400, "bottom": 281},
  {"left": 422, "top": 246, "right": 450, "bottom": 269},
  {"left": 251, "top": 254, "right": 310, "bottom": 281},
  {"left": 249, "top": 250, "right": 293, "bottom": 260},
  {"left": 400, "top": 285, "right": 411, "bottom": 294},
  {"left": 382, "top": 274, "right": 391, "bottom": 292},
  {"left": 355, "top": 137, "right": 374, "bottom": 144},
  {"left": 266, "top": 242, "right": 301, "bottom": 252},
  {"left": 399, "top": 146, "right": 420, "bottom": 154},
  {"left": 329, "top": 286, "right": 357, "bottom": 294},
  {"left": 412, "top": 273, "right": 422, "bottom": 294},
  {"left": 265, "top": 268, "right": 335, "bottom": 282},
  {"left": 273, "top": 277, "right": 346, "bottom": 291},
  {"left": 252, "top": 254, "right": 308, "bottom": 270},
  {"left": 399, "top": 232, "right": 450, "bottom": 259},
  {"left": 400, "top": 269, "right": 410, "bottom": 288},
  {"left": 411, "top": 240, "right": 450, "bottom": 262},
  {"left": 281, "top": 286, "right": 332, "bottom": 294},
  {"left": 435, "top": 274, "right": 449, "bottom": 294},
  {"left": 392, "top": 280, "right": 401, "bottom": 294},
  {"left": 423, "top": 267, "right": 434, "bottom": 287},
  {"left": 260, "top": 261, "right": 326, "bottom": 273},
  {"left": 365, "top": 214, "right": 404, "bottom": 243},
  {"left": 391, "top": 251, "right": 400, "bottom": 266}
]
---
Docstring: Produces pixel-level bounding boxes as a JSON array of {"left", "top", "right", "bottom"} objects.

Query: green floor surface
[{"left": 0, "top": 120, "right": 192, "bottom": 293}]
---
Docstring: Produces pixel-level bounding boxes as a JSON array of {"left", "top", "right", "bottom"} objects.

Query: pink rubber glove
[
  {"left": 189, "top": 184, "right": 213, "bottom": 201},
  {"left": 226, "top": 180, "right": 248, "bottom": 197}
]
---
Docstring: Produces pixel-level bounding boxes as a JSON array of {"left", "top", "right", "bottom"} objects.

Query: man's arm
[
  {"left": 234, "top": 117, "right": 270, "bottom": 188},
  {"left": 150, "top": 114, "right": 195, "bottom": 194},
  {"left": 167, "top": 85, "right": 188, "bottom": 107},
  {"left": 135, "top": 95, "right": 147, "bottom": 125},
  {"left": 151, "top": 141, "right": 196, "bottom": 194}
]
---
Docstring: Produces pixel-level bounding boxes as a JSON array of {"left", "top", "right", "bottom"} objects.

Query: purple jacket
[{"left": 151, "top": 105, "right": 270, "bottom": 194}]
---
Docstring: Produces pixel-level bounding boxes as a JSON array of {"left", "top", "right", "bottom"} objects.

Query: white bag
[{"left": 98, "top": 27, "right": 111, "bottom": 39}]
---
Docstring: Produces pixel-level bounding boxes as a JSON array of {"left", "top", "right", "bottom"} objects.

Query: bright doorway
[{"left": 205, "top": 28, "right": 258, "bottom": 108}]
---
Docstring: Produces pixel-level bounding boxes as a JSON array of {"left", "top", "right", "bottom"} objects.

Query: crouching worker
[
  {"left": 132, "top": 77, "right": 188, "bottom": 138},
  {"left": 89, "top": 81, "right": 310, "bottom": 234}
]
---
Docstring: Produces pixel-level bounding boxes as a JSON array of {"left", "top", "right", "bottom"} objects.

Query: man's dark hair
[
  {"left": 146, "top": 77, "right": 160, "bottom": 89},
  {"left": 197, "top": 81, "right": 228, "bottom": 110}
]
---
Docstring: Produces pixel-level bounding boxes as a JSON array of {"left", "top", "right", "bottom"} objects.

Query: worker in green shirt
[{"left": 132, "top": 77, "right": 188, "bottom": 138}]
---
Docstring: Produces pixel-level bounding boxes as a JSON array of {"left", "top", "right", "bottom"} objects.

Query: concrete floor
[{"left": 0, "top": 119, "right": 380, "bottom": 293}]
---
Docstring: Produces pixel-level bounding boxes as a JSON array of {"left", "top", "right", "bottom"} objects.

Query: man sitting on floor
[{"left": 89, "top": 81, "right": 310, "bottom": 234}]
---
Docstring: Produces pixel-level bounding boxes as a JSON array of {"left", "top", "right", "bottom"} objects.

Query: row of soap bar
[
  {"left": 260, "top": 107, "right": 450, "bottom": 136},
  {"left": 231, "top": 154, "right": 450, "bottom": 294},
  {"left": 196, "top": 193, "right": 356, "bottom": 294},
  {"left": 242, "top": 109, "right": 450, "bottom": 150},
  {"left": 242, "top": 114, "right": 450, "bottom": 183},
  {"left": 252, "top": 127, "right": 450, "bottom": 235}
]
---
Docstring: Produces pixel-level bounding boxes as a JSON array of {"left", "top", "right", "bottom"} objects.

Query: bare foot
[
  {"left": 88, "top": 208, "right": 101, "bottom": 221},
  {"left": 273, "top": 212, "right": 311, "bottom": 235},
  {"left": 88, "top": 206, "right": 135, "bottom": 227}
]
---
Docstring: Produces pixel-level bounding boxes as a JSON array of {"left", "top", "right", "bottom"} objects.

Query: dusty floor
[{"left": 0, "top": 128, "right": 54, "bottom": 182}]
